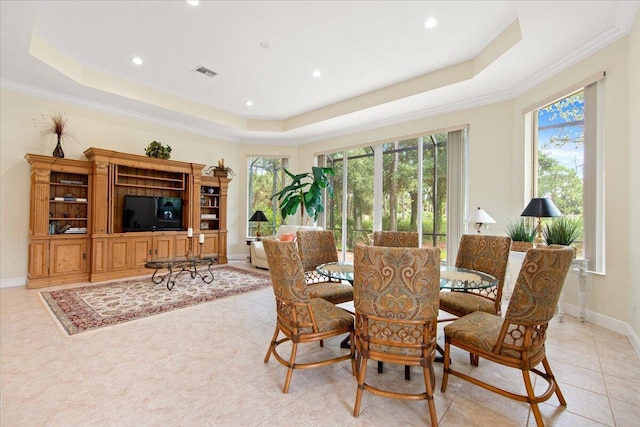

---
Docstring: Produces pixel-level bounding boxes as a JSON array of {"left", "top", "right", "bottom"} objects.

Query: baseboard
[
  {"left": 564, "top": 302, "right": 640, "bottom": 358},
  {"left": 0, "top": 276, "right": 27, "bottom": 288}
]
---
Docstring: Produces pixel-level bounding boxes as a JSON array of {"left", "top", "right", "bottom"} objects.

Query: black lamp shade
[
  {"left": 521, "top": 198, "right": 562, "bottom": 218},
  {"left": 249, "top": 210, "right": 269, "bottom": 222}
]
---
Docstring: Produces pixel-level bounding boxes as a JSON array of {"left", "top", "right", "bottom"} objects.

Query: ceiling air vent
[{"left": 192, "top": 65, "right": 217, "bottom": 78}]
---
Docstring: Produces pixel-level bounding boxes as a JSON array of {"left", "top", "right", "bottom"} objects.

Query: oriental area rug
[{"left": 39, "top": 266, "right": 271, "bottom": 336}]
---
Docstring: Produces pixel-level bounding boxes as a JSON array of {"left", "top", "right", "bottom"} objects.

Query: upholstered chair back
[
  {"left": 353, "top": 244, "right": 440, "bottom": 356},
  {"left": 296, "top": 230, "right": 339, "bottom": 280},
  {"left": 372, "top": 231, "right": 419, "bottom": 248},
  {"left": 262, "top": 238, "right": 314, "bottom": 331},
  {"left": 454, "top": 234, "right": 511, "bottom": 312},
  {"left": 506, "top": 245, "right": 575, "bottom": 325}
]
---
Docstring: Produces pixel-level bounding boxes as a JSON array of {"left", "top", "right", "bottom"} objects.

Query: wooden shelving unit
[{"left": 25, "top": 148, "right": 230, "bottom": 288}]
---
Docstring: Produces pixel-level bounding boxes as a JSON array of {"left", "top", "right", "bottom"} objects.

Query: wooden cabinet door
[
  {"left": 132, "top": 237, "right": 152, "bottom": 267},
  {"left": 29, "top": 239, "right": 50, "bottom": 279},
  {"left": 49, "top": 239, "right": 88, "bottom": 276},
  {"left": 201, "top": 233, "right": 219, "bottom": 257},
  {"left": 174, "top": 235, "right": 189, "bottom": 258},
  {"left": 108, "top": 238, "right": 130, "bottom": 271},
  {"left": 153, "top": 235, "right": 174, "bottom": 260}
]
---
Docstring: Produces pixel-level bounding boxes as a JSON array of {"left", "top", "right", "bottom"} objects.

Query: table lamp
[
  {"left": 521, "top": 197, "right": 562, "bottom": 247},
  {"left": 465, "top": 207, "right": 496, "bottom": 233},
  {"left": 249, "top": 210, "right": 269, "bottom": 238}
]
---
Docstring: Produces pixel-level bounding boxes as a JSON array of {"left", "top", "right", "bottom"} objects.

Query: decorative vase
[{"left": 52, "top": 135, "right": 64, "bottom": 158}]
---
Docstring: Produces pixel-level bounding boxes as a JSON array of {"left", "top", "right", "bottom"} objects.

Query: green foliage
[
  {"left": 271, "top": 166, "right": 334, "bottom": 223},
  {"left": 144, "top": 141, "right": 172, "bottom": 159},
  {"left": 544, "top": 217, "right": 582, "bottom": 246},
  {"left": 537, "top": 152, "right": 583, "bottom": 216},
  {"left": 505, "top": 219, "right": 536, "bottom": 242}
]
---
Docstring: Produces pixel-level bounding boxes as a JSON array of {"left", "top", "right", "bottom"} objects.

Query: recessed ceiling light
[
  {"left": 130, "top": 56, "right": 143, "bottom": 65},
  {"left": 312, "top": 69, "right": 322, "bottom": 78},
  {"left": 246, "top": 100, "right": 254, "bottom": 107},
  {"left": 424, "top": 17, "right": 438, "bottom": 29},
  {"left": 186, "top": 0, "right": 200, "bottom": 6},
  {"left": 260, "top": 42, "right": 270, "bottom": 49}
]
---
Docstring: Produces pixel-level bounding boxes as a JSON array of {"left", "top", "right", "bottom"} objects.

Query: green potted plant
[
  {"left": 144, "top": 141, "right": 172, "bottom": 159},
  {"left": 544, "top": 217, "right": 581, "bottom": 250},
  {"left": 208, "top": 159, "right": 235, "bottom": 178},
  {"left": 272, "top": 166, "right": 334, "bottom": 224},
  {"left": 505, "top": 218, "right": 536, "bottom": 252}
]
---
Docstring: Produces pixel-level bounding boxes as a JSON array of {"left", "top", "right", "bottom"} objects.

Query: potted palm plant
[
  {"left": 272, "top": 166, "right": 334, "bottom": 224},
  {"left": 505, "top": 219, "right": 536, "bottom": 252}
]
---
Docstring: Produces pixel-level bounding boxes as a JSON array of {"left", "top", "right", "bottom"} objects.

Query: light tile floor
[{"left": 1, "top": 261, "right": 639, "bottom": 426}]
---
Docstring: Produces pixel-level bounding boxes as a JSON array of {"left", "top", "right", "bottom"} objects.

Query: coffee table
[{"left": 144, "top": 255, "right": 218, "bottom": 290}]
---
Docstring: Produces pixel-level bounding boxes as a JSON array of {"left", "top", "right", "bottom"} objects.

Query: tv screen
[{"left": 123, "top": 195, "right": 183, "bottom": 232}]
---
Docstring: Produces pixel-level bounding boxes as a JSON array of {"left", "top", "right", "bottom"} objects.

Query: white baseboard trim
[
  {"left": 564, "top": 302, "right": 640, "bottom": 358},
  {"left": 228, "top": 253, "right": 251, "bottom": 262},
  {"left": 0, "top": 276, "right": 27, "bottom": 289}
]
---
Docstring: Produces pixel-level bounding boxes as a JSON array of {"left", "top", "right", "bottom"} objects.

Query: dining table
[{"left": 321, "top": 261, "right": 498, "bottom": 372}]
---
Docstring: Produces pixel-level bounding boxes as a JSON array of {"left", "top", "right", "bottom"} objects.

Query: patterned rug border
[{"left": 39, "top": 265, "right": 272, "bottom": 336}]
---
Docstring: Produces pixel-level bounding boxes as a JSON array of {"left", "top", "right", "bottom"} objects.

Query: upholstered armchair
[
  {"left": 262, "top": 238, "right": 355, "bottom": 393},
  {"left": 296, "top": 230, "right": 353, "bottom": 304},
  {"left": 372, "top": 230, "right": 419, "bottom": 248},
  {"left": 441, "top": 245, "right": 575, "bottom": 427},
  {"left": 352, "top": 244, "right": 441, "bottom": 426},
  {"left": 439, "top": 234, "right": 511, "bottom": 319}
]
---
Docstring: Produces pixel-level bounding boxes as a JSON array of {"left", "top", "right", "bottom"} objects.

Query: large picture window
[
  {"left": 528, "top": 74, "right": 604, "bottom": 272},
  {"left": 324, "top": 130, "right": 456, "bottom": 262},
  {"left": 247, "top": 156, "right": 288, "bottom": 237}
]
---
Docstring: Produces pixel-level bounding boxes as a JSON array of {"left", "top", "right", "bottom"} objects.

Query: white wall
[
  {"left": 628, "top": 10, "right": 640, "bottom": 336},
  {"left": 0, "top": 90, "right": 244, "bottom": 283}
]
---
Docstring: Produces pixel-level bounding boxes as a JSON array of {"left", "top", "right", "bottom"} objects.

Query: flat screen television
[{"left": 123, "top": 195, "right": 183, "bottom": 232}]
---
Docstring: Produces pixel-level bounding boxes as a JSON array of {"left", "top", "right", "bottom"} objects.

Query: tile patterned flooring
[{"left": 1, "top": 261, "right": 639, "bottom": 426}]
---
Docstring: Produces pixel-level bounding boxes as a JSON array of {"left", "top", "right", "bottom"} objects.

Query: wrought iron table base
[{"left": 146, "top": 257, "right": 217, "bottom": 290}]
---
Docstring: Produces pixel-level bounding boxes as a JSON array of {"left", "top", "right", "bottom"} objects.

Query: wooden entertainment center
[{"left": 25, "top": 148, "right": 230, "bottom": 289}]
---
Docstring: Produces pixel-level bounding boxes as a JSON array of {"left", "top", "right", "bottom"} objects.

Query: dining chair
[
  {"left": 372, "top": 230, "right": 420, "bottom": 378},
  {"left": 439, "top": 234, "right": 511, "bottom": 317},
  {"left": 372, "top": 230, "right": 419, "bottom": 248},
  {"left": 296, "top": 230, "right": 353, "bottom": 304},
  {"left": 441, "top": 245, "right": 575, "bottom": 427},
  {"left": 439, "top": 234, "right": 511, "bottom": 365},
  {"left": 352, "top": 243, "right": 441, "bottom": 426},
  {"left": 262, "top": 238, "right": 355, "bottom": 393}
]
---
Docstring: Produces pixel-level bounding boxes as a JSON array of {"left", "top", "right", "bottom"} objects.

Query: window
[
  {"left": 528, "top": 74, "right": 604, "bottom": 272},
  {"left": 247, "top": 156, "right": 288, "bottom": 237},
  {"left": 535, "top": 90, "right": 585, "bottom": 256},
  {"left": 323, "top": 130, "right": 457, "bottom": 262}
]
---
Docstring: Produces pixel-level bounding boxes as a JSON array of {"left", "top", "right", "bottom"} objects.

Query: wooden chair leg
[
  {"left": 542, "top": 356, "right": 566, "bottom": 405},
  {"left": 353, "top": 355, "right": 369, "bottom": 416},
  {"left": 470, "top": 352, "right": 479, "bottom": 366},
  {"left": 350, "top": 332, "right": 357, "bottom": 376},
  {"left": 423, "top": 365, "right": 438, "bottom": 427},
  {"left": 264, "top": 326, "right": 279, "bottom": 363},
  {"left": 283, "top": 342, "right": 298, "bottom": 394},
  {"left": 441, "top": 340, "right": 451, "bottom": 392},
  {"left": 522, "top": 368, "right": 545, "bottom": 427}
]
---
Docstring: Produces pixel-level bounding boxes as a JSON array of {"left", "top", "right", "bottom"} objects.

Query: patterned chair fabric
[
  {"left": 262, "top": 238, "right": 355, "bottom": 393},
  {"left": 296, "top": 230, "right": 353, "bottom": 304},
  {"left": 352, "top": 243, "right": 441, "bottom": 426},
  {"left": 372, "top": 231, "right": 419, "bottom": 248},
  {"left": 439, "top": 234, "right": 511, "bottom": 317},
  {"left": 441, "top": 245, "right": 575, "bottom": 427}
]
